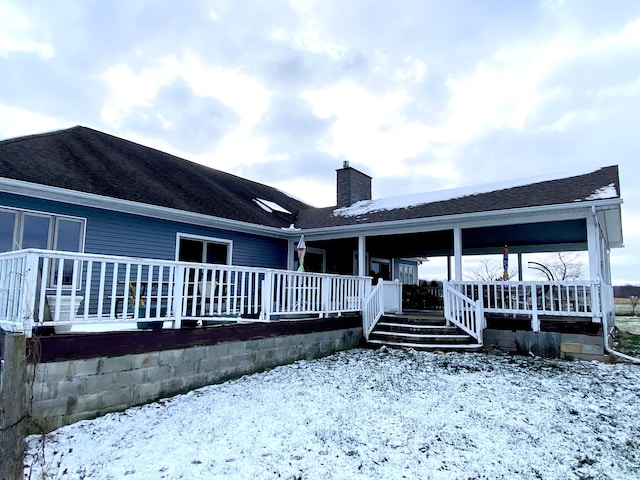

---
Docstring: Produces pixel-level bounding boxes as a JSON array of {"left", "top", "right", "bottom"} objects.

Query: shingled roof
[
  {"left": 295, "top": 165, "right": 621, "bottom": 229},
  {"left": 0, "top": 126, "right": 310, "bottom": 228},
  {"left": 0, "top": 126, "right": 621, "bottom": 233}
]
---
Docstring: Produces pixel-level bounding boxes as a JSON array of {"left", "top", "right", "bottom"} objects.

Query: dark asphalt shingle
[
  {"left": 0, "top": 126, "right": 620, "bottom": 231},
  {"left": 0, "top": 126, "right": 310, "bottom": 228}
]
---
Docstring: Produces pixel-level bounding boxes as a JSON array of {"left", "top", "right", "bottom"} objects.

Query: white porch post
[
  {"left": 286, "top": 239, "right": 295, "bottom": 271},
  {"left": 453, "top": 227, "right": 462, "bottom": 281},
  {"left": 518, "top": 253, "right": 523, "bottom": 281},
  {"left": 587, "top": 212, "right": 601, "bottom": 283},
  {"left": 358, "top": 235, "right": 367, "bottom": 277},
  {"left": 19, "top": 252, "right": 39, "bottom": 338},
  {"left": 587, "top": 209, "right": 605, "bottom": 324}
]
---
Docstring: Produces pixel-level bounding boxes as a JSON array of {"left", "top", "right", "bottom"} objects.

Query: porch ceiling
[{"left": 364, "top": 219, "right": 589, "bottom": 258}]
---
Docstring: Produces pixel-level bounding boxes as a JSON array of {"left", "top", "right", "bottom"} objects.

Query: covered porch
[
  {"left": 295, "top": 189, "right": 620, "bottom": 353},
  {"left": 0, "top": 247, "right": 614, "bottom": 360}
]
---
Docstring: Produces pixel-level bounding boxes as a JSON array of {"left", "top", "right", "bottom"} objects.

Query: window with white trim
[
  {"left": 399, "top": 263, "right": 417, "bottom": 285},
  {"left": 0, "top": 207, "right": 86, "bottom": 287},
  {"left": 0, "top": 207, "right": 85, "bottom": 254},
  {"left": 176, "top": 234, "right": 232, "bottom": 265}
]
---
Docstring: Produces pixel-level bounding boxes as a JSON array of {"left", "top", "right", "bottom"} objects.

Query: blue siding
[{"left": 0, "top": 192, "right": 288, "bottom": 269}]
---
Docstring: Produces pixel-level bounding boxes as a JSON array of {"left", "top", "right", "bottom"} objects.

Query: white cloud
[
  {"left": 100, "top": 57, "right": 180, "bottom": 125},
  {"left": 434, "top": 30, "right": 581, "bottom": 143},
  {"left": 591, "top": 17, "right": 640, "bottom": 52},
  {"left": 0, "top": 104, "right": 67, "bottom": 139},
  {"left": 302, "top": 82, "right": 431, "bottom": 177},
  {"left": 0, "top": 3, "right": 54, "bottom": 59},
  {"left": 270, "top": 28, "right": 347, "bottom": 60},
  {"left": 595, "top": 75, "right": 640, "bottom": 101},
  {"left": 393, "top": 57, "right": 428, "bottom": 84},
  {"left": 100, "top": 51, "right": 274, "bottom": 170},
  {"left": 180, "top": 52, "right": 271, "bottom": 119},
  {"left": 269, "top": 178, "right": 335, "bottom": 208}
]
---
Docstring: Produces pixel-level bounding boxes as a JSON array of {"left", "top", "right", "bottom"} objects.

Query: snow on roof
[
  {"left": 333, "top": 167, "right": 614, "bottom": 218},
  {"left": 584, "top": 183, "right": 617, "bottom": 201},
  {"left": 253, "top": 198, "right": 292, "bottom": 215}
]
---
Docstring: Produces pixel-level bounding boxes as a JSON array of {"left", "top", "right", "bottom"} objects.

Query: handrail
[
  {"left": 454, "top": 280, "right": 602, "bottom": 331},
  {"left": 443, "top": 282, "right": 484, "bottom": 343},
  {"left": 362, "top": 281, "right": 384, "bottom": 340},
  {"left": 0, "top": 249, "right": 371, "bottom": 336}
]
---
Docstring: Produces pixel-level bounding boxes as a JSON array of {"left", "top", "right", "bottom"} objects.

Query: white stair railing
[
  {"left": 443, "top": 282, "right": 484, "bottom": 344},
  {"left": 362, "top": 281, "right": 384, "bottom": 340}
]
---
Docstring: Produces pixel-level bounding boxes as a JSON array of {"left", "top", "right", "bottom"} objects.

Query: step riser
[
  {"left": 377, "top": 326, "right": 458, "bottom": 335},
  {"left": 382, "top": 318, "right": 446, "bottom": 326},
  {"left": 372, "top": 313, "right": 478, "bottom": 350},
  {"left": 369, "top": 336, "right": 473, "bottom": 345},
  {"left": 367, "top": 340, "right": 482, "bottom": 352}
]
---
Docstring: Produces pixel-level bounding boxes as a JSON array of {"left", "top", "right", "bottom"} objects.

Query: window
[
  {"left": 176, "top": 234, "right": 232, "bottom": 265},
  {"left": 22, "top": 214, "right": 51, "bottom": 249},
  {"left": 0, "top": 210, "right": 16, "bottom": 252},
  {"left": 399, "top": 263, "right": 417, "bottom": 285},
  {"left": 0, "top": 207, "right": 85, "bottom": 254},
  {"left": 294, "top": 247, "right": 326, "bottom": 273},
  {"left": 0, "top": 207, "right": 86, "bottom": 287},
  {"left": 370, "top": 257, "right": 391, "bottom": 281}
]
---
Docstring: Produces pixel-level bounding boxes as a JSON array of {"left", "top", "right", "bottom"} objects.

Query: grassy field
[
  {"left": 615, "top": 315, "right": 640, "bottom": 355},
  {"left": 614, "top": 297, "right": 640, "bottom": 316}
]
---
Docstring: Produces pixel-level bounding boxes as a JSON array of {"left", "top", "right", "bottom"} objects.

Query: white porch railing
[
  {"left": 362, "top": 282, "right": 384, "bottom": 340},
  {"left": 0, "top": 249, "right": 372, "bottom": 337},
  {"left": 381, "top": 280, "right": 403, "bottom": 315},
  {"left": 452, "top": 280, "right": 602, "bottom": 331},
  {"left": 261, "top": 269, "right": 370, "bottom": 320},
  {"left": 362, "top": 280, "right": 404, "bottom": 340},
  {"left": 443, "top": 282, "right": 484, "bottom": 343}
]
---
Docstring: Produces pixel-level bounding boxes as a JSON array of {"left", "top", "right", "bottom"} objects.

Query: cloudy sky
[{"left": 1, "top": 0, "right": 639, "bottom": 283}]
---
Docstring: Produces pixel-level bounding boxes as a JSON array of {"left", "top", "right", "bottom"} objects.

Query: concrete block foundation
[
  {"left": 26, "top": 319, "right": 362, "bottom": 433},
  {"left": 484, "top": 328, "right": 606, "bottom": 361}
]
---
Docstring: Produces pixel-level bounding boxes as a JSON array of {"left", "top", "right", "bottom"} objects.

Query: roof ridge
[{"left": 0, "top": 125, "right": 85, "bottom": 146}]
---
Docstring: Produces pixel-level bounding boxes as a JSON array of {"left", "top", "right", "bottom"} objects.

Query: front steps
[{"left": 367, "top": 312, "right": 483, "bottom": 352}]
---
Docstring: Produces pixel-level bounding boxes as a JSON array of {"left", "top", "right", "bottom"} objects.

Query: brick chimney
[{"left": 336, "top": 161, "right": 372, "bottom": 207}]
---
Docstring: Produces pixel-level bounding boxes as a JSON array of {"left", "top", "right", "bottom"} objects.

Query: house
[{"left": 0, "top": 126, "right": 624, "bottom": 358}]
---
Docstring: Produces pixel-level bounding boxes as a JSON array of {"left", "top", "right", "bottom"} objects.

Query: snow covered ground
[{"left": 25, "top": 348, "right": 640, "bottom": 480}]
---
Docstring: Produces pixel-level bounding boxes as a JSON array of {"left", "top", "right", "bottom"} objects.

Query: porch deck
[
  {"left": 1, "top": 250, "right": 611, "bottom": 350},
  {"left": 0, "top": 249, "right": 373, "bottom": 337}
]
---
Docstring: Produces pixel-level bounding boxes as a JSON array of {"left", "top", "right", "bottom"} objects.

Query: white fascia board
[
  {"left": 300, "top": 199, "right": 623, "bottom": 241},
  {"left": 0, "top": 178, "right": 290, "bottom": 239}
]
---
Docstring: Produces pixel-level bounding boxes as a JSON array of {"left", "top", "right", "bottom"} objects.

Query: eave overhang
[
  {"left": 298, "top": 198, "right": 624, "bottom": 247},
  {"left": 0, "top": 178, "right": 294, "bottom": 240},
  {"left": 1, "top": 177, "right": 623, "bottom": 249}
]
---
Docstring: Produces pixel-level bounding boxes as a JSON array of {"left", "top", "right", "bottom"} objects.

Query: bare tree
[
  {"left": 530, "top": 253, "right": 583, "bottom": 281},
  {"left": 629, "top": 295, "right": 639, "bottom": 316},
  {"left": 465, "top": 258, "right": 518, "bottom": 281}
]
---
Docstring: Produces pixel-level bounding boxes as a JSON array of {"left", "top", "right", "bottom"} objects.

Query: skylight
[{"left": 254, "top": 198, "right": 292, "bottom": 215}]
